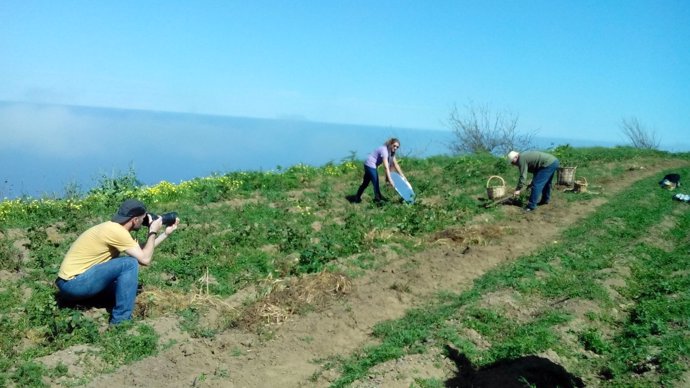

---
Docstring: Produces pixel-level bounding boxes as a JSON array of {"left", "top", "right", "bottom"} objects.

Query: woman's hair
[{"left": 385, "top": 138, "right": 400, "bottom": 155}]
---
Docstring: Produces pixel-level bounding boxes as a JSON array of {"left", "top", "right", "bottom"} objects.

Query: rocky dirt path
[{"left": 78, "top": 160, "right": 684, "bottom": 388}]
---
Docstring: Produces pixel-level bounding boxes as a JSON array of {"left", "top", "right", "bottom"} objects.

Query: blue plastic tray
[{"left": 391, "top": 172, "right": 415, "bottom": 203}]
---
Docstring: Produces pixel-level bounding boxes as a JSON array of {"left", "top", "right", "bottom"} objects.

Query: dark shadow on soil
[
  {"left": 478, "top": 196, "right": 523, "bottom": 209},
  {"left": 55, "top": 291, "right": 115, "bottom": 315},
  {"left": 54, "top": 283, "right": 144, "bottom": 315},
  {"left": 444, "top": 345, "right": 585, "bottom": 388}
]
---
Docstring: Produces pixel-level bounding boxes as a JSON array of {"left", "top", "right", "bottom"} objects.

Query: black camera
[{"left": 143, "top": 212, "right": 178, "bottom": 227}]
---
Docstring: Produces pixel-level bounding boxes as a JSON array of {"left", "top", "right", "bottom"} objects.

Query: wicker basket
[
  {"left": 574, "top": 177, "right": 588, "bottom": 192},
  {"left": 557, "top": 166, "right": 577, "bottom": 186},
  {"left": 486, "top": 175, "right": 506, "bottom": 200}
]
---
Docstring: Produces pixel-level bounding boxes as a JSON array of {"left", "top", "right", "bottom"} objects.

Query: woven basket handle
[{"left": 486, "top": 175, "right": 505, "bottom": 188}]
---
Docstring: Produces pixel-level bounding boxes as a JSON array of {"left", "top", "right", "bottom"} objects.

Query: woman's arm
[
  {"left": 392, "top": 157, "right": 406, "bottom": 178},
  {"left": 382, "top": 158, "right": 394, "bottom": 186}
]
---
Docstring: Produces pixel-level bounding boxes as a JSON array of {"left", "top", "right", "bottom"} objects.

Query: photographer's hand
[
  {"left": 149, "top": 217, "right": 164, "bottom": 235},
  {"left": 164, "top": 218, "right": 179, "bottom": 235},
  {"left": 154, "top": 217, "right": 179, "bottom": 247}
]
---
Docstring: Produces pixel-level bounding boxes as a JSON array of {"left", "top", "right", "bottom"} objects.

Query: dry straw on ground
[
  {"left": 239, "top": 271, "right": 352, "bottom": 328},
  {"left": 134, "top": 268, "right": 236, "bottom": 320},
  {"left": 134, "top": 288, "right": 237, "bottom": 320}
]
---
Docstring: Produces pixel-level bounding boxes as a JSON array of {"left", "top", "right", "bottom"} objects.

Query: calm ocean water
[
  {"left": 2, "top": 102, "right": 640, "bottom": 199},
  {"left": 1, "top": 102, "right": 456, "bottom": 198}
]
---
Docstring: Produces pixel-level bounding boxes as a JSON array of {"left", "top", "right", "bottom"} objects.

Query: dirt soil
[{"left": 40, "top": 161, "right": 685, "bottom": 387}]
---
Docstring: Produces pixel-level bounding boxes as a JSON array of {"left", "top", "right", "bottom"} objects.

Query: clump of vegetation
[
  {"left": 447, "top": 102, "right": 536, "bottom": 155},
  {"left": 620, "top": 116, "right": 661, "bottom": 150}
]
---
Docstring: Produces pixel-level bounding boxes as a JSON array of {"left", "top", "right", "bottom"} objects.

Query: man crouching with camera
[{"left": 56, "top": 199, "right": 179, "bottom": 325}]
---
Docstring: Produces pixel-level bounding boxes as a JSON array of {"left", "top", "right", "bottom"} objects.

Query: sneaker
[
  {"left": 346, "top": 195, "right": 361, "bottom": 204},
  {"left": 524, "top": 207, "right": 534, "bottom": 212},
  {"left": 374, "top": 196, "right": 389, "bottom": 203},
  {"left": 537, "top": 200, "right": 549, "bottom": 206}
]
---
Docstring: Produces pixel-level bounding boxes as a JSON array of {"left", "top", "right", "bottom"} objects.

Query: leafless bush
[
  {"left": 447, "top": 102, "right": 536, "bottom": 155},
  {"left": 620, "top": 116, "right": 660, "bottom": 150}
]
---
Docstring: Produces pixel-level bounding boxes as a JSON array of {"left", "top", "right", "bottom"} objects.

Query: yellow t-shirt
[{"left": 58, "top": 221, "right": 138, "bottom": 280}]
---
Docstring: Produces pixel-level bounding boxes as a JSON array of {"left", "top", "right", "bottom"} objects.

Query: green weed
[
  {"left": 11, "top": 361, "right": 47, "bottom": 388},
  {"left": 99, "top": 323, "right": 158, "bottom": 366}
]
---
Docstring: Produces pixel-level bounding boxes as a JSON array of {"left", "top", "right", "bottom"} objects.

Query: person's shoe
[
  {"left": 373, "top": 196, "right": 389, "bottom": 206},
  {"left": 537, "top": 200, "right": 549, "bottom": 206},
  {"left": 346, "top": 195, "right": 361, "bottom": 204},
  {"left": 524, "top": 207, "right": 534, "bottom": 212}
]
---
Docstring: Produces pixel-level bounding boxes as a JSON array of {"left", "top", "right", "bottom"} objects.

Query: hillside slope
[{"left": 74, "top": 159, "right": 687, "bottom": 387}]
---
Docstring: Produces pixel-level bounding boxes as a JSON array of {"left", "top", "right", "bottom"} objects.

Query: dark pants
[
  {"left": 356, "top": 165, "right": 383, "bottom": 200},
  {"left": 528, "top": 160, "right": 559, "bottom": 210}
]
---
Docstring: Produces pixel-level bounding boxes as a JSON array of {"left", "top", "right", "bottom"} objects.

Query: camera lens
[
  {"left": 143, "top": 212, "right": 177, "bottom": 227},
  {"left": 161, "top": 212, "right": 178, "bottom": 226}
]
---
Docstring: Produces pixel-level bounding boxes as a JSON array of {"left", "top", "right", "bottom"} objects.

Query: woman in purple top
[{"left": 347, "top": 138, "right": 408, "bottom": 203}]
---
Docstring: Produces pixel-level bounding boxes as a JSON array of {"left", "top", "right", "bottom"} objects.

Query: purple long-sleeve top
[{"left": 364, "top": 146, "right": 390, "bottom": 168}]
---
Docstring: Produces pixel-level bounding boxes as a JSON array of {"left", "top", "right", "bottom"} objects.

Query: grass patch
[
  {"left": 328, "top": 165, "right": 690, "bottom": 387},
  {"left": 0, "top": 146, "right": 687, "bottom": 385}
]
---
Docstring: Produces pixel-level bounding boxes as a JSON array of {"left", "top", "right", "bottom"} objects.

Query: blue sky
[{"left": 1, "top": 0, "right": 689, "bottom": 149}]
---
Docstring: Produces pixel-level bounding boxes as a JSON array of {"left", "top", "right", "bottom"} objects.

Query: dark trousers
[
  {"left": 528, "top": 160, "right": 559, "bottom": 209},
  {"left": 356, "top": 165, "right": 382, "bottom": 200}
]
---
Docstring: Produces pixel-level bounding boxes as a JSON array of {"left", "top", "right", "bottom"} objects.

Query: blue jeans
[
  {"left": 528, "top": 160, "right": 559, "bottom": 210},
  {"left": 355, "top": 165, "right": 383, "bottom": 200},
  {"left": 56, "top": 257, "right": 139, "bottom": 324}
]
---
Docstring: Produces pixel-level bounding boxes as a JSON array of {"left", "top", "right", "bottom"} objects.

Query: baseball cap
[{"left": 111, "top": 199, "right": 147, "bottom": 223}]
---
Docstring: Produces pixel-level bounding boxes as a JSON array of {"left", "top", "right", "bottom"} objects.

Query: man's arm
[
  {"left": 125, "top": 217, "right": 179, "bottom": 266},
  {"left": 125, "top": 218, "right": 163, "bottom": 266},
  {"left": 515, "top": 161, "right": 529, "bottom": 191}
]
